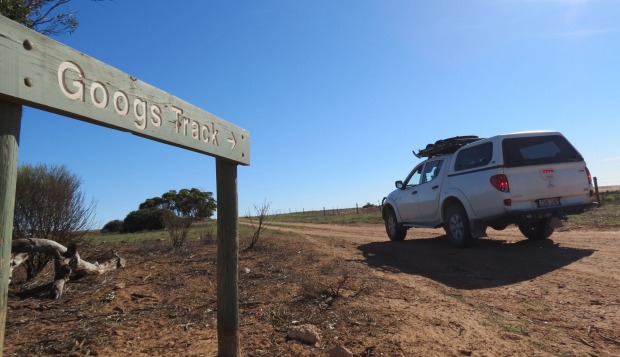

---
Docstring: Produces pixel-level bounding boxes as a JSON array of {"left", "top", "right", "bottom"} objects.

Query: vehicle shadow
[{"left": 357, "top": 235, "right": 595, "bottom": 289}]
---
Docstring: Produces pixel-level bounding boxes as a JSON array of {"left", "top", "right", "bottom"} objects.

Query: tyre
[
  {"left": 518, "top": 219, "right": 554, "bottom": 240},
  {"left": 444, "top": 204, "right": 474, "bottom": 248},
  {"left": 384, "top": 207, "right": 407, "bottom": 241}
]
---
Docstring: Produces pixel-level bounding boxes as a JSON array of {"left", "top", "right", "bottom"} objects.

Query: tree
[
  {"left": 139, "top": 188, "right": 217, "bottom": 220},
  {"left": 139, "top": 196, "right": 169, "bottom": 211},
  {"left": 1, "top": 0, "right": 107, "bottom": 35},
  {"left": 130, "top": 188, "right": 216, "bottom": 247},
  {"left": 1, "top": 0, "right": 77, "bottom": 35},
  {"left": 175, "top": 188, "right": 217, "bottom": 220},
  {"left": 120, "top": 188, "right": 216, "bottom": 244},
  {"left": 13, "top": 164, "right": 96, "bottom": 279}
]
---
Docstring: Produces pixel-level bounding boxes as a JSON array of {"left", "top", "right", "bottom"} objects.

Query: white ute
[{"left": 381, "top": 131, "right": 597, "bottom": 247}]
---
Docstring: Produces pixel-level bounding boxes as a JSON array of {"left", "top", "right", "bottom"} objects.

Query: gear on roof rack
[{"left": 414, "top": 136, "right": 483, "bottom": 158}]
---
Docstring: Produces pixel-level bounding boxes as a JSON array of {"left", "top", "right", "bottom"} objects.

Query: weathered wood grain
[{"left": 0, "top": 100, "right": 21, "bottom": 351}]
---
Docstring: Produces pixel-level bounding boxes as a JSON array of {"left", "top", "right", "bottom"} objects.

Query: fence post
[
  {"left": 356, "top": 203, "right": 359, "bottom": 214},
  {"left": 593, "top": 177, "right": 601, "bottom": 207},
  {"left": 0, "top": 101, "right": 22, "bottom": 352},
  {"left": 216, "top": 158, "right": 240, "bottom": 356}
]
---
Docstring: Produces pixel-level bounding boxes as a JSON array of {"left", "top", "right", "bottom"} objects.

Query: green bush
[
  {"left": 100, "top": 219, "right": 124, "bottom": 233},
  {"left": 122, "top": 208, "right": 167, "bottom": 233}
]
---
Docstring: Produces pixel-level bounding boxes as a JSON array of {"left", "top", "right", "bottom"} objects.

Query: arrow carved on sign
[{"left": 227, "top": 133, "right": 237, "bottom": 151}]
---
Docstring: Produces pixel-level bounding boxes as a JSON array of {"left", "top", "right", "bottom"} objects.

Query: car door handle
[
  {"left": 432, "top": 185, "right": 439, "bottom": 190},
  {"left": 411, "top": 191, "right": 418, "bottom": 195}
]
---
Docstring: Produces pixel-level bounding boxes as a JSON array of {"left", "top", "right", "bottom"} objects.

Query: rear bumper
[{"left": 483, "top": 202, "right": 598, "bottom": 225}]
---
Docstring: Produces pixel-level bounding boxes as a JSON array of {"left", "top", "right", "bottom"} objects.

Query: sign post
[
  {"left": 0, "top": 16, "right": 248, "bottom": 356},
  {"left": 0, "top": 101, "right": 21, "bottom": 351},
  {"left": 216, "top": 158, "right": 240, "bottom": 355}
]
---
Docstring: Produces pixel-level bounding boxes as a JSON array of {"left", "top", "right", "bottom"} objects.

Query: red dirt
[{"left": 5, "top": 223, "right": 620, "bottom": 356}]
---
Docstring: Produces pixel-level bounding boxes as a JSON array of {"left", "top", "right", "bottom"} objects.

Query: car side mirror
[{"left": 395, "top": 180, "right": 404, "bottom": 189}]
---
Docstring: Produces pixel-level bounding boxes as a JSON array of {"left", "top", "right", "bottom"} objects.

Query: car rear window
[
  {"left": 454, "top": 142, "right": 493, "bottom": 171},
  {"left": 502, "top": 135, "right": 583, "bottom": 167}
]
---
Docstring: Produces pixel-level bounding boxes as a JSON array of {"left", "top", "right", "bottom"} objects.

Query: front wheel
[
  {"left": 384, "top": 207, "right": 407, "bottom": 241},
  {"left": 518, "top": 219, "right": 554, "bottom": 240},
  {"left": 444, "top": 204, "right": 474, "bottom": 248}
]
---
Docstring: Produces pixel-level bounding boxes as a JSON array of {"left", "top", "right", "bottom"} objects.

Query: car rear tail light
[{"left": 490, "top": 174, "right": 510, "bottom": 192}]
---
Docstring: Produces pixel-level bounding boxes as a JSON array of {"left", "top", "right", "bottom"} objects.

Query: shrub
[
  {"left": 162, "top": 211, "right": 192, "bottom": 248},
  {"left": 245, "top": 200, "right": 277, "bottom": 250},
  {"left": 14, "top": 164, "right": 95, "bottom": 244},
  {"left": 122, "top": 208, "right": 167, "bottom": 233},
  {"left": 13, "top": 164, "right": 95, "bottom": 279},
  {"left": 199, "top": 226, "right": 216, "bottom": 245},
  {"left": 100, "top": 219, "right": 124, "bottom": 233}
]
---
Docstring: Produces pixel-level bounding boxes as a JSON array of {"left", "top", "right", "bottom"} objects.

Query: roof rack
[{"left": 414, "top": 135, "right": 483, "bottom": 158}]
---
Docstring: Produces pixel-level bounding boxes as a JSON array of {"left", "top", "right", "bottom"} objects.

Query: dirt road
[
  {"left": 267, "top": 221, "right": 620, "bottom": 356},
  {"left": 5, "top": 222, "right": 619, "bottom": 356}
]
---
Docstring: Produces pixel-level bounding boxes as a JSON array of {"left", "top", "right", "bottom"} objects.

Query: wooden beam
[
  {"left": 0, "top": 100, "right": 22, "bottom": 353},
  {"left": 216, "top": 158, "right": 240, "bottom": 356}
]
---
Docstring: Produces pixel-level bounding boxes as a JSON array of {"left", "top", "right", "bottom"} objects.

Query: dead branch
[
  {"left": 9, "top": 253, "right": 29, "bottom": 284},
  {"left": 11, "top": 238, "right": 126, "bottom": 299},
  {"left": 12, "top": 238, "right": 68, "bottom": 255}
]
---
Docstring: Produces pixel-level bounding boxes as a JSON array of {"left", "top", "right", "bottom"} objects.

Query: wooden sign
[{"left": 0, "top": 16, "right": 250, "bottom": 165}]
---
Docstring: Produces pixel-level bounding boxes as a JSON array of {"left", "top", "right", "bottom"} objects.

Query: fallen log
[{"left": 11, "top": 238, "right": 126, "bottom": 299}]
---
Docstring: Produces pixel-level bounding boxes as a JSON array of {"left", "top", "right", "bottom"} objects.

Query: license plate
[{"left": 537, "top": 197, "right": 561, "bottom": 208}]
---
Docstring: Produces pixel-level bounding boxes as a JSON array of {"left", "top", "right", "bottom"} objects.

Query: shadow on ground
[{"left": 357, "top": 235, "right": 595, "bottom": 289}]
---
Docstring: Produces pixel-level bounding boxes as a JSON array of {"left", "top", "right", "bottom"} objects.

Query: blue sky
[{"left": 14, "top": 0, "right": 620, "bottom": 227}]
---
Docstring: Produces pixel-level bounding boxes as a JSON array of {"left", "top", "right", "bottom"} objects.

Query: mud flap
[{"left": 470, "top": 220, "right": 488, "bottom": 239}]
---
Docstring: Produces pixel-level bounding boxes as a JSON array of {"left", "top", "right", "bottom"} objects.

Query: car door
[
  {"left": 413, "top": 159, "right": 445, "bottom": 223},
  {"left": 393, "top": 163, "right": 423, "bottom": 222}
]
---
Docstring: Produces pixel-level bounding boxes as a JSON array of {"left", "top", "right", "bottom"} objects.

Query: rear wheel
[
  {"left": 384, "top": 207, "right": 407, "bottom": 241},
  {"left": 518, "top": 219, "right": 555, "bottom": 240},
  {"left": 444, "top": 204, "right": 474, "bottom": 248}
]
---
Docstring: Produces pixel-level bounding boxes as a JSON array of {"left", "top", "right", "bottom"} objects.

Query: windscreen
[{"left": 502, "top": 135, "right": 583, "bottom": 167}]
